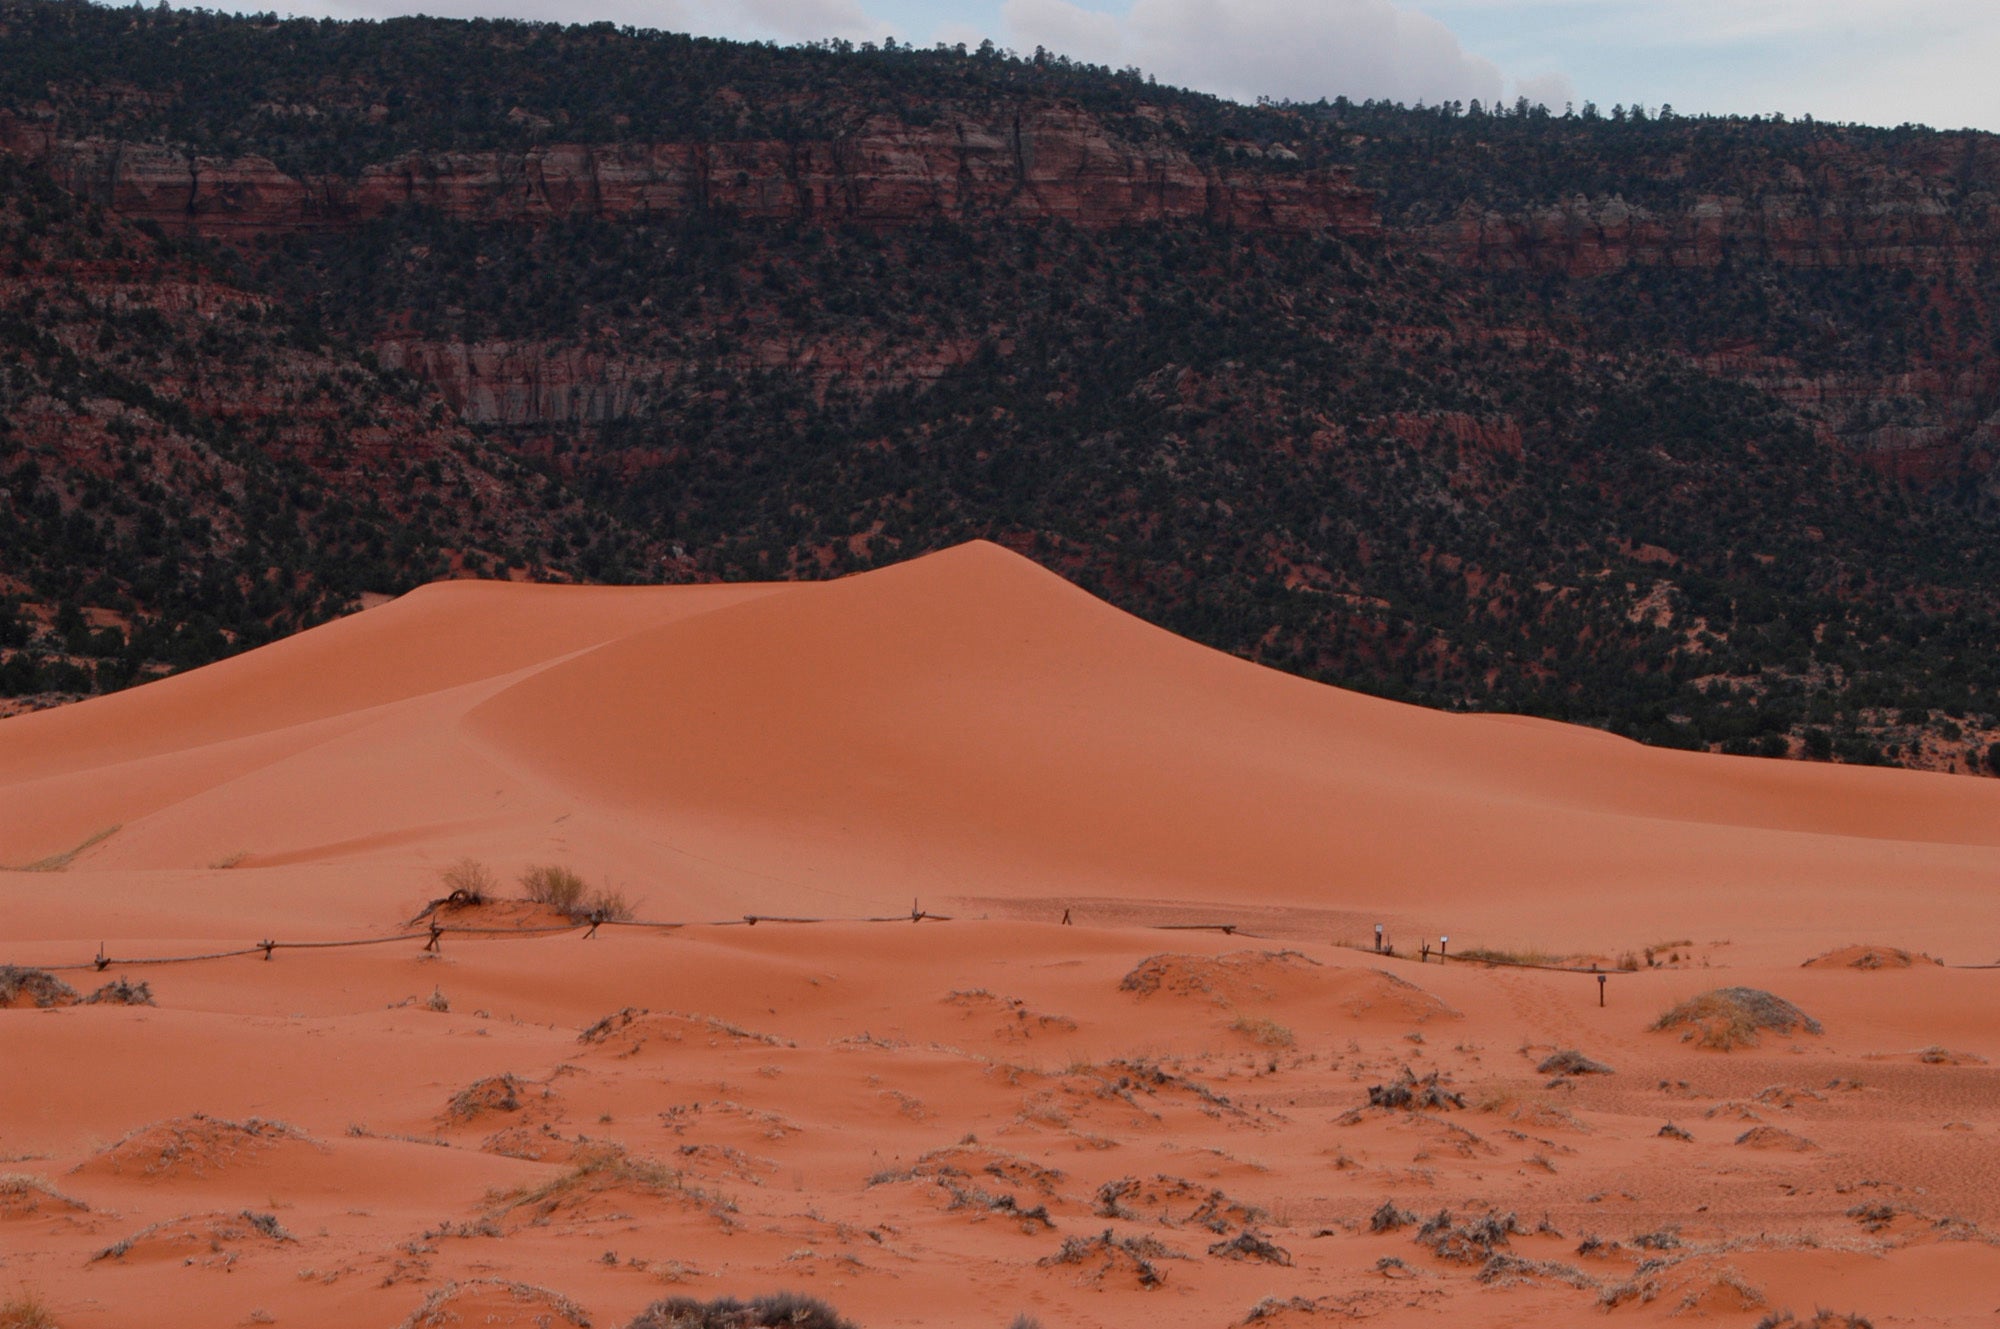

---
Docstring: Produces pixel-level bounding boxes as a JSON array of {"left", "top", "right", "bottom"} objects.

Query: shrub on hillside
[
  {"left": 624, "top": 1292, "right": 856, "bottom": 1329},
  {"left": 519, "top": 864, "right": 587, "bottom": 914},
  {"left": 1650, "top": 988, "right": 1821, "bottom": 1050}
]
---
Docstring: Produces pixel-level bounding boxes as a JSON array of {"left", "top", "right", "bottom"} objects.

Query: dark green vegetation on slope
[{"left": 1, "top": 0, "right": 1997, "bottom": 773}]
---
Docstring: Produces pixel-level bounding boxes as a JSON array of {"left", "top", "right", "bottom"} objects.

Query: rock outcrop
[{"left": 1, "top": 106, "right": 1379, "bottom": 237}]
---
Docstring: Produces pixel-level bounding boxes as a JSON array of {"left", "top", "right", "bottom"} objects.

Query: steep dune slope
[
  {"left": 462, "top": 541, "right": 2000, "bottom": 943},
  {"left": 0, "top": 580, "right": 779, "bottom": 865}
]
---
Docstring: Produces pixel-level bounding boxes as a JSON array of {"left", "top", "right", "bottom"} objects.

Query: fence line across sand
[
  {"left": 10, "top": 910, "right": 1994, "bottom": 977},
  {"left": 12, "top": 903, "right": 974, "bottom": 975}
]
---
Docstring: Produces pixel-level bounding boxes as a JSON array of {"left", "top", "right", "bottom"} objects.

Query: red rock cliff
[{"left": 1, "top": 105, "right": 1379, "bottom": 236}]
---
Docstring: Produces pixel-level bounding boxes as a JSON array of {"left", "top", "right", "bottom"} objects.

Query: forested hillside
[{"left": 2, "top": 0, "right": 1996, "bottom": 773}]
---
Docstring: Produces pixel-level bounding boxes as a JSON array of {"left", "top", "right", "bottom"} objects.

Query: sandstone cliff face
[
  {"left": 1, "top": 105, "right": 1378, "bottom": 236},
  {"left": 1411, "top": 134, "right": 2000, "bottom": 275},
  {"left": 1414, "top": 185, "right": 1998, "bottom": 275},
  {"left": 374, "top": 330, "right": 975, "bottom": 428}
]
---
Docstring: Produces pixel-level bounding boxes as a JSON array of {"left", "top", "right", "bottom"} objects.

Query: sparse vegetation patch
[{"left": 1650, "top": 988, "right": 1822, "bottom": 1050}]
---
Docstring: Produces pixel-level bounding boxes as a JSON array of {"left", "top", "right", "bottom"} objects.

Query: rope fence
[
  {"left": 11, "top": 907, "right": 1993, "bottom": 979},
  {"left": 10, "top": 900, "right": 970, "bottom": 975}
]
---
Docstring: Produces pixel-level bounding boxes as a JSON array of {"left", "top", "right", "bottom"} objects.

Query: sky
[{"left": 242, "top": 0, "right": 2000, "bottom": 133}]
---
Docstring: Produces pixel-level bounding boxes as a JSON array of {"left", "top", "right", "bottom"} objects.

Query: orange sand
[{"left": 2, "top": 541, "right": 1997, "bottom": 1326}]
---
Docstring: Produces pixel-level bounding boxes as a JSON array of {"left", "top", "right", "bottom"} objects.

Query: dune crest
[{"left": 1, "top": 540, "right": 1995, "bottom": 954}]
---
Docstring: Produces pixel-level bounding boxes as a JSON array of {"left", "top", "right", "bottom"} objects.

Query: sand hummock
[{"left": 3, "top": 541, "right": 1999, "bottom": 1326}]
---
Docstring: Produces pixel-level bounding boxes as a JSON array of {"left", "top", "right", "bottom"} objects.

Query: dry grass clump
[
  {"left": 444, "top": 1073, "right": 530, "bottom": 1124},
  {"left": 1650, "top": 988, "right": 1821, "bottom": 1050},
  {"left": 519, "top": 865, "right": 636, "bottom": 922},
  {"left": 1208, "top": 1229, "right": 1291, "bottom": 1265},
  {"left": 93, "top": 1209, "right": 294, "bottom": 1263},
  {"left": 1536, "top": 1049, "right": 1613, "bottom": 1077},
  {"left": 578, "top": 1008, "right": 793, "bottom": 1053},
  {"left": 625, "top": 1292, "right": 855, "bottom": 1329},
  {"left": 0, "top": 1292, "right": 59, "bottom": 1329},
  {"left": 0, "top": 1174, "right": 90, "bottom": 1216},
  {"left": 1090, "top": 1174, "right": 1263, "bottom": 1232},
  {"left": 1367, "top": 1067, "right": 1465, "bottom": 1110},
  {"left": 1369, "top": 1199, "right": 1419, "bottom": 1232},
  {"left": 83, "top": 1114, "right": 316, "bottom": 1180},
  {"left": 1454, "top": 946, "right": 1571, "bottom": 968},
  {"left": 1755, "top": 1312, "right": 1873, "bottom": 1329},
  {"left": 83, "top": 978, "right": 153, "bottom": 1006},
  {"left": 1476, "top": 1253, "right": 1592, "bottom": 1288},
  {"left": 1229, "top": 1015, "right": 1295, "bottom": 1048},
  {"left": 486, "top": 1143, "right": 734, "bottom": 1225},
  {"left": 520, "top": 864, "right": 589, "bottom": 913},
  {"left": 400, "top": 1280, "right": 592, "bottom": 1329},
  {"left": 1915, "top": 1045, "right": 1988, "bottom": 1065},
  {"left": 1116, "top": 950, "right": 1317, "bottom": 1004},
  {"left": 439, "top": 857, "right": 498, "bottom": 905},
  {"left": 1735, "top": 1126, "right": 1817, "bottom": 1151},
  {"left": 1038, "top": 1229, "right": 1181, "bottom": 1288},
  {"left": 1802, "top": 945, "right": 1938, "bottom": 970},
  {"left": 0, "top": 967, "right": 79, "bottom": 1009},
  {"left": 1415, "top": 1209, "right": 1519, "bottom": 1264}
]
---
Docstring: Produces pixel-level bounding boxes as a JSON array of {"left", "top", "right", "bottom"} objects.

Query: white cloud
[
  {"left": 1002, "top": 0, "right": 1508, "bottom": 106},
  {"left": 722, "top": 0, "right": 893, "bottom": 43},
  {"left": 1512, "top": 69, "right": 1575, "bottom": 112},
  {"left": 1418, "top": 0, "right": 2000, "bottom": 129}
]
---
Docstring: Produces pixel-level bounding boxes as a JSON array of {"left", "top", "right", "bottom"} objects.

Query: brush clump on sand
[
  {"left": 0, "top": 1175, "right": 89, "bottom": 1216},
  {"left": 1038, "top": 1230, "right": 1183, "bottom": 1288},
  {"left": 624, "top": 1293, "right": 855, "bottom": 1329},
  {"left": 0, "top": 967, "right": 79, "bottom": 1009},
  {"left": 84, "top": 1114, "right": 315, "bottom": 1179},
  {"left": 0, "top": 1291, "right": 61, "bottom": 1329},
  {"left": 1802, "top": 945, "right": 1940, "bottom": 970},
  {"left": 1208, "top": 1229, "right": 1292, "bottom": 1265},
  {"left": 1116, "top": 951, "right": 1318, "bottom": 1005},
  {"left": 1536, "top": 1049, "right": 1613, "bottom": 1076},
  {"left": 82, "top": 978, "right": 152, "bottom": 1006},
  {"left": 1369, "top": 1199, "right": 1420, "bottom": 1232},
  {"left": 1415, "top": 1208, "right": 1520, "bottom": 1263},
  {"left": 486, "top": 1143, "right": 735, "bottom": 1227},
  {"left": 1367, "top": 1067, "right": 1465, "bottom": 1110},
  {"left": 519, "top": 863, "right": 636, "bottom": 923},
  {"left": 400, "top": 1280, "right": 591, "bottom": 1329},
  {"left": 1649, "top": 988, "right": 1822, "bottom": 1050}
]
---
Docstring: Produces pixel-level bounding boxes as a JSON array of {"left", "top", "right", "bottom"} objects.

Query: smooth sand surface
[{"left": 3, "top": 541, "right": 1998, "bottom": 1326}]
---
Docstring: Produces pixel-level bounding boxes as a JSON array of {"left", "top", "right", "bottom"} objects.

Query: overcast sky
[{"left": 247, "top": 0, "right": 2000, "bottom": 133}]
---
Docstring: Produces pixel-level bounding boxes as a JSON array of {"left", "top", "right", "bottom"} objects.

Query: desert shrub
[
  {"left": 1208, "top": 1229, "right": 1291, "bottom": 1265},
  {"left": 1416, "top": 1209, "right": 1519, "bottom": 1263},
  {"left": 1229, "top": 1015, "right": 1295, "bottom": 1047},
  {"left": 401, "top": 1280, "right": 590, "bottom": 1329},
  {"left": 438, "top": 858, "right": 496, "bottom": 904},
  {"left": 1454, "top": 945, "right": 1574, "bottom": 967},
  {"left": 1367, "top": 1067, "right": 1464, "bottom": 1110},
  {"left": 1369, "top": 1199, "right": 1418, "bottom": 1231},
  {"left": 519, "top": 864, "right": 587, "bottom": 914},
  {"left": 1650, "top": 988, "right": 1822, "bottom": 1050},
  {"left": 0, "top": 1292, "right": 59, "bottom": 1329},
  {"left": 0, "top": 967, "right": 78, "bottom": 1009},
  {"left": 83, "top": 978, "right": 153, "bottom": 1006},
  {"left": 1036, "top": 1229, "right": 1177, "bottom": 1288},
  {"left": 625, "top": 1292, "right": 856, "bottom": 1329},
  {"left": 1537, "top": 1049, "right": 1613, "bottom": 1076},
  {"left": 582, "top": 886, "right": 636, "bottom": 923}
]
